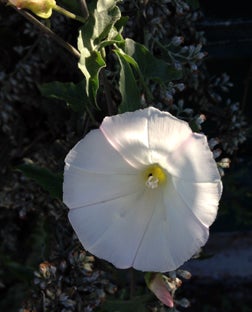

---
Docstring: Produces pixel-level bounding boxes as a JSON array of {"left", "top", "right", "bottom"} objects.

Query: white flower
[{"left": 63, "top": 107, "right": 222, "bottom": 272}]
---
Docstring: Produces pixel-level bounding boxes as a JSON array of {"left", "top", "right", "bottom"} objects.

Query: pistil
[{"left": 144, "top": 164, "right": 166, "bottom": 189}]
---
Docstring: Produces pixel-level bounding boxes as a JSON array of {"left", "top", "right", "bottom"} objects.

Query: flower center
[{"left": 144, "top": 164, "right": 166, "bottom": 189}]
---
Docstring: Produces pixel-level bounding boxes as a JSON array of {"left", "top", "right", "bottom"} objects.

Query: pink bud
[{"left": 145, "top": 273, "right": 174, "bottom": 308}]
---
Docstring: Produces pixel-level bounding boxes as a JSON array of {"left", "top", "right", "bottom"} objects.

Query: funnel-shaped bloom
[
  {"left": 63, "top": 107, "right": 222, "bottom": 272},
  {"left": 8, "top": 0, "right": 56, "bottom": 18}
]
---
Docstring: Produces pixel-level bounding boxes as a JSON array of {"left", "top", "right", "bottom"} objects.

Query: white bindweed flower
[{"left": 63, "top": 107, "right": 222, "bottom": 272}]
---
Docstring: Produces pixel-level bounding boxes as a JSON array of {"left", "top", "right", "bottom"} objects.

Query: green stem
[
  {"left": 130, "top": 268, "right": 135, "bottom": 299},
  {"left": 100, "top": 69, "right": 114, "bottom": 116},
  {"left": 78, "top": 0, "right": 89, "bottom": 19},
  {"left": 53, "top": 4, "right": 86, "bottom": 23},
  {"left": 13, "top": 7, "right": 80, "bottom": 59}
]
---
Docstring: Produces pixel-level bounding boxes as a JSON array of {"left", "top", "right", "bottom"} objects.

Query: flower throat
[{"left": 144, "top": 164, "right": 166, "bottom": 189}]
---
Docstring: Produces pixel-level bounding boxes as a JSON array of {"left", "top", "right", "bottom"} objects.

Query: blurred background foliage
[
  {"left": 199, "top": 0, "right": 252, "bottom": 232},
  {"left": 0, "top": 0, "right": 251, "bottom": 311}
]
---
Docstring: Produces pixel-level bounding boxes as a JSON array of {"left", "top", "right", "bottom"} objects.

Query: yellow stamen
[{"left": 144, "top": 164, "right": 166, "bottom": 189}]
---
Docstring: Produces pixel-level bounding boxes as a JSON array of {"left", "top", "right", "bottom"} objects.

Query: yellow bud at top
[{"left": 8, "top": 0, "right": 56, "bottom": 18}]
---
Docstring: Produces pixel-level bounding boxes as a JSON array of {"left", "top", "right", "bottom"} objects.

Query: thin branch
[
  {"left": 54, "top": 4, "right": 86, "bottom": 23},
  {"left": 129, "top": 268, "right": 135, "bottom": 299},
  {"left": 78, "top": 0, "right": 89, "bottom": 20},
  {"left": 13, "top": 7, "right": 80, "bottom": 59},
  {"left": 100, "top": 69, "right": 115, "bottom": 116}
]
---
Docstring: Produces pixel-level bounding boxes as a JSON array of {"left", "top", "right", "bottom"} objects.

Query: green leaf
[
  {"left": 27, "top": 215, "right": 51, "bottom": 265},
  {"left": 189, "top": 119, "right": 201, "bottom": 133},
  {"left": 101, "top": 294, "right": 152, "bottom": 312},
  {"left": 0, "top": 283, "right": 31, "bottom": 312},
  {"left": 114, "top": 49, "right": 141, "bottom": 113},
  {"left": 124, "top": 39, "right": 182, "bottom": 82},
  {"left": 39, "top": 80, "right": 89, "bottom": 113},
  {"left": 77, "top": 0, "right": 122, "bottom": 105},
  {"left": 94, "top": 3, "right": 121, "bottom": 45},
  {"left": 17, "top": 163, "right": 63, "bottom": 200},
  {"left": 114, "top": 16, "right": 129, "bottom": 34},
  {"left": 0, "top": 256, "right": 34, "bottom": 281},
  {"left": 78, "top": 48, "right": 106, "bottom": 105}
]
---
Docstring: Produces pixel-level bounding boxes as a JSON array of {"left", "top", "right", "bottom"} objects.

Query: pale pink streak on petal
[
  {"left": 166, "top": 133, "right": 221, "bottom": 182},
  {"left": 100, "top": 107, "right": 193, "bottom": 168},
  {"left": 148, "top": 274, "right": 174, "bottom": 308},
  {"left": 100, "top": 109, "right": 151, "bottom": 168},
  {"left": 65, "top": 129, "right": 136, "bottom": 174}
]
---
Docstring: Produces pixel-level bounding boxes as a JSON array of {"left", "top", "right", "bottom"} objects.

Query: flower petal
[
  {"left": 147, "top": 107, "right": 192, "bottom": 153},
  {"left": 172, "top": 177, "right": 222, "bottom": 227},
  {"left": 65, "top": 129, "right": 136, "bottom": 174},
  {"left": 100, "top": 107, "right": 192, "bottom": 168},
  {"left": 68, "top": 190, "right": 158, "bottom": 269},
  {"left": 63, "top": 165, "right": 142, "bottom": 209},
  {"left": 63, "top": 129, "right": 142, "bottom": 208},
  {"left": 166, "top": 133, "right": 221, "bottom": 182},
  {"left": 133, "top": 183, "right": 209, "bottom": 272},
  {"left": 162, "top": 182, "right": 209, "bottom": 269},
  {"left": 100, "top": 109, "right": 150, "bottom": 168}
]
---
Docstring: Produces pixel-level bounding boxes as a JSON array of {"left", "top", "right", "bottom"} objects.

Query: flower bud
[
  {"left": 196, "top": 114, "right": 206, "bottom": 125},
  {"left": 39, "top": 261, "right": 56, "bottom": 278},
  {"left": 195, "top": 114, "right": 206, "bottom": 130},
  {"left": 105, "top": 283, "right": 117, "bottom": 295},
  {"left": 176, "top": 297, "right": 190, "bottom": 308},
  {"left": 218, "top": 158, "right": 231, "bottom": 168},
  {"left": 164, "top": 276, "right": 182, "bottom": 290},
  {"left": 145, "top": 272, "right": 174, "bottom": 308},
  {"left": 197, "top": 52, "right": 206, "bottom": 60},
  {"left": 8, "top": 0, "right": 56, "bottom": 18},
  {"left": 175, "top": 83, "right": 185, "bottom": 92},
  {"left": 176, "top": 269, "right": 192, "bottom": 280},
  {"left": 171, "top": 36, "right": 184, "bottom": 46}
]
